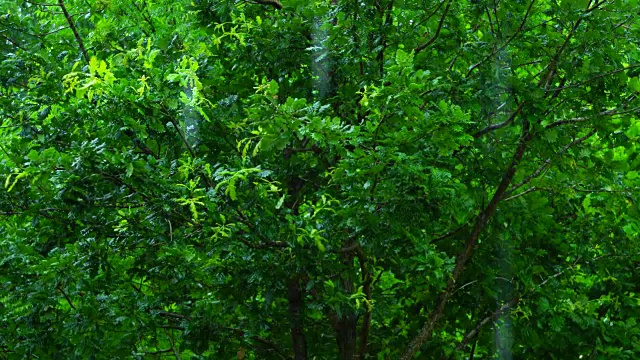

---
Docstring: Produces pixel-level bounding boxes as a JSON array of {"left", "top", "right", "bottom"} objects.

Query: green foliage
[{"left": 1, "top": 0, "right": 639, "bottom": 359}]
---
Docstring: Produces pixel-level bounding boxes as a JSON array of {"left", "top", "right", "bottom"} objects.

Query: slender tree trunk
[
  {"left": 331, "top": 249, "right": 358, "bottom": 360},
  {"left": 288, "top": 277, "right": 307, "bottom": 360}
]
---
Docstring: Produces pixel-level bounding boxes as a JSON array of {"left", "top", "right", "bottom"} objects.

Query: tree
[{"left": 1, "top": 0, "right": 639, "bottom": 358}]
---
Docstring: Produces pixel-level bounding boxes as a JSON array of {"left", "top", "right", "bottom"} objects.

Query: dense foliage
[{"left": 1, "top": 0, "right": 639, "bottom": 358}]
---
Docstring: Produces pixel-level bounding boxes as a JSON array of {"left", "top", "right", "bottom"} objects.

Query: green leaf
[
  {"left": 276, "top": 194, "right": 285, "bottom": 209},
  {"left": 629, "top": 77, "right": 640, "bottom": 92},
  {"left": 395, "top": 48, "right": 414, "bottom": 69}
]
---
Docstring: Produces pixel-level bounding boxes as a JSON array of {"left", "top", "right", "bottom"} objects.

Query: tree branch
[
  {"left": 545, "top": 64, "right": 640, "bottom": 93},
  {"left": 545, "top": 106, "right": 640, "bottom": 130},
  {"left": 234, "top": 208, "right": 288, "bottom": 249},
  {"left": 411, "top": 0, "right": 447, "bottom": 31},
  {"left": 401, "top": 117, "right": 531, "bottom": 359},
  {"left": 503, "top": 186, "right": 539, "bottom": 201},
  {"left": 506, "top": 128, "right": 597, "bottom": 196},
  {"left": 58, "top": 0, "right": 89, "bottom": 63},
  {"left": 452, "top": 297, "right": 520, "bottom": 357},
  {"left": 163, "top": 109, "right": 196, "bottom": 158},
  {"left": 0, "top": 33, "right": 26, "bottom": 51},
  {"left": 415, "top": 0, "right": 453, "bottom": 54},
  {"left": 24, "top": 0, "right": 59, "bottom": 6},
  {"left": 248, "top": 0, "right": 283, "bottom": 9},
  {"left": 157, "top": 311, "right": 192, "bottom": 321},
  {"left": 56, "top": 284, "right": 76, "bottom": 310},
  {"left": 164, "top": 328, "right": 182, "bottom": 360},
  {"left": 473, "top": 103, "right": 524, "bottom": 138}
]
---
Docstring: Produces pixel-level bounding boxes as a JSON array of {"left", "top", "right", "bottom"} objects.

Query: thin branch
[
  {"left": 453, "top": 297, "right": 520, "bottom": 356},
  {"left": 545, "top": 106, "right": 640, "bottom": 129},
  {"left": 56, "top": 284, "right": 76, "bottom": 310},
  {"left": 131, "top": 1, "right": 156, "bottom": 33},
  {"left": 454, "top": 280, "right": 478, "bottom": 293},
  {"left": 430, "top": 223, "right": 469, "bottom": 243},
  {"left": 249, "top": 0, "right": 283, "bottom": 9},
  {"left": 157, "top": 311, "right": 192, "bottom": 321},
  {"left": 236, "top": 232, "right": 288, "bottom": 249},
  {"left": 503, "top": 186, "right": 538, "bottom": 201},
  {"left": 415, "top": 0, "right": 453, "bottom": 54},
  {"left": 164, "top": 328, "right": 182, "bottom": 360},
  {"left": 24, "top": 0, "right": 59, "bottom": 6},
  {"left": 546, "top": 64, "right": 640, "bottom": 92},
  {"left": 155, "top": 314, "right": 286, "bottom": 358},
  {"left": 58, "top": 0, "right": 89, "bottom": 63},
  {"left": 506, "top": 128, "right": 597, "bottom": 196},
  {"left": 467, "top": 0, "right": 536, "bottom": 77},
  {"left": 412, "top": 0, "right": 447, "bottom": 31},
  {"left": 473, "top": 103, "right": 524, "bottom": 138},
  {"left": 585, "top": 0, "right": 610, "bottom": 13},
  {"left": 1, "top": 33, "right": 26, "bottom": 51},
  {"left": 453, "top": 248, "right": 640, "bottom": 357},
  {"left": 161, "top": 107, "right": 197, "bottom": 158},
  {"left": 146, "top": 348, "right": 173, "bottom": 355},
  {"left": 234, "top": 208, "right": 288, "bottom": 249},
  {"left": 353, "top": 244, "right": 373, "bottom": 359}
]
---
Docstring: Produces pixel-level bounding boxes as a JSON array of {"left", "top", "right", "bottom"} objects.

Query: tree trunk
[
  {"left": 335, "top": 314, "right": 357, "bottom": 360},
  {"left": 288, "top": 277, "right": 307, "bottom": 360},
  {"left": 331, "top": 249, "right": 358, "bottom": 360}
]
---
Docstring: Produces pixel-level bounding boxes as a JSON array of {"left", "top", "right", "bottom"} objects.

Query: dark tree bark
[
  {"left": 331, "top": 248, "right": 358, "bottom": 360},
  {"left": 288, "top": 277, "right": 308, "bottom": 360}
]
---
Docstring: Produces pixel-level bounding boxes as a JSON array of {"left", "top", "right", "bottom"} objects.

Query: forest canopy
[{"left": 1, "top": 0, "right": 639, "bottom": 359}]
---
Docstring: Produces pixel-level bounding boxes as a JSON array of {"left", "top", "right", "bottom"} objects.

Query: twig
[
  {"left": 503, "top": 186, "right": 538, "bottom": 201},
  {"left": 454, "top": 280, "right": 478, "bottom": 293},
  {"left": 131, "top": 1, "right": 156, "bottom": 33},
  {"left": 147, "top": 349, "right": 173, "bottom": 355},
  {"left": 161, "top": 107, "right": 197, "bottom": 158},
  {"left": 157, "top": 311, "right": 192, "bottom": 321},
  {"left": 452, "top": 249, "right": 640, "bottom": 357},
  {"left": 411, "top": 0, "right": 447, "bottom": 31},
  {"left": 352, "top": 244, "right": 373, "bottom": 359},
  {"left": 467, "top": 0, "right": 536, "bottom": 77},
  {"left": 430, "top": 224, "right": 468, "bottom": 243},
  {"left": 234, "top": 208, "right": 288, "bottom": 249}
]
